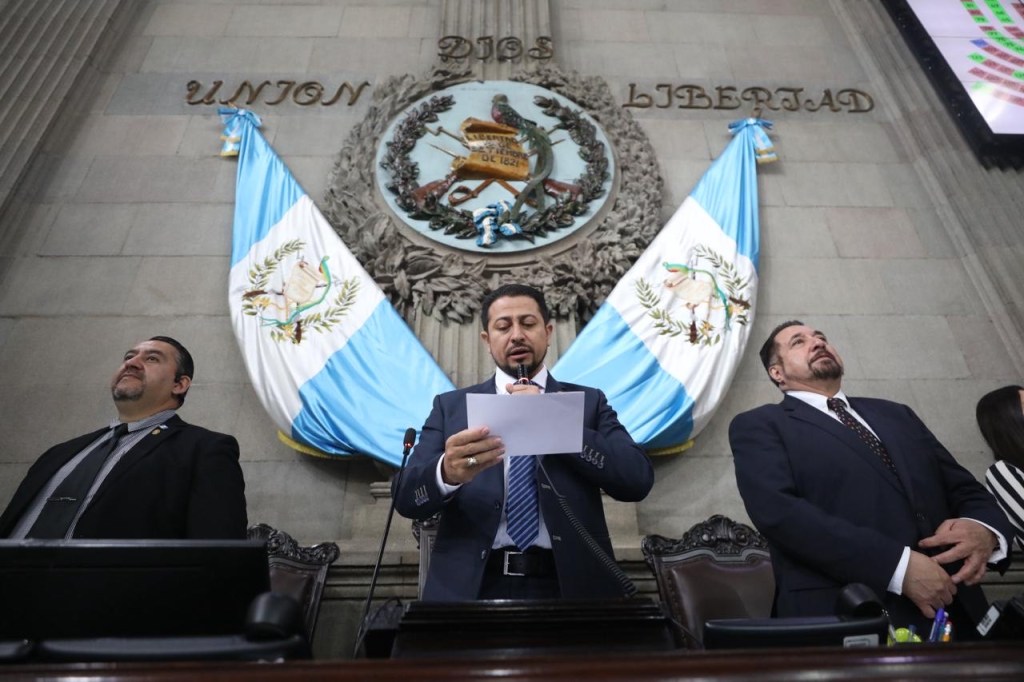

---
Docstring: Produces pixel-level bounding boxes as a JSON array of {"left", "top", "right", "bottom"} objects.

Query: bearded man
[
  {"left": 0, "top": 336, "right": 247, "bottom": 539},
  {"left": 393, "top": 284, "right": 653, "bottom": 601},
  {"left": 730, "top": 320, "right": 1012, "bottom": 637}
]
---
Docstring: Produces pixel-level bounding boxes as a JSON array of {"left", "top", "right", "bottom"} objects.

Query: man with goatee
[
  {"left": 730, "top": 321, "right": 1012, "bottom": 637},
  {"left": 0, "top": 336, "right": 247, "bottom": 539},
  {"left": 394, "top": 284, "right": 653, "bottom": 601}
]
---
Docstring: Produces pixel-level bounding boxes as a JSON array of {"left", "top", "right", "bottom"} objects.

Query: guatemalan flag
[
  {"left": 554, "top": 118, "right": 775, "bottom": 453},
  {"left": 222, "top": 108, "right": 454, "bottom": 466}
]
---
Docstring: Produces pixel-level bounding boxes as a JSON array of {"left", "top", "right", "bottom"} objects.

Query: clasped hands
[
  {"left": 903, "top": 518, "right": 998, "bottom": 618},
  {"left": 440, "top": 381, "right": 540, "bottom": 485}
]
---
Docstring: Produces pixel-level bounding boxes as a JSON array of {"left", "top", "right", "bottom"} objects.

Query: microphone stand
[{"left": 352, "top": 428, "right": 416, "bottom": 658}]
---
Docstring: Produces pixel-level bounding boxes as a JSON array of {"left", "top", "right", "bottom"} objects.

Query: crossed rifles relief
[{"left": 412, "top": 94, "right": 580, "bottom": 224}]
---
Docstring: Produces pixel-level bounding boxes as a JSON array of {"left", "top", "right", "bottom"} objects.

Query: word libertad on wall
[
  {"left": 187, "top": 79, "right": 875, "bottom": 114},
  {"left": 623, "top": 83, "right": 874, "bottom": 113}
]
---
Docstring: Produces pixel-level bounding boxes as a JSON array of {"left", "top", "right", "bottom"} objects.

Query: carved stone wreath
[{"left": 323, "top": 65, "right": 663, "bottom": 326}]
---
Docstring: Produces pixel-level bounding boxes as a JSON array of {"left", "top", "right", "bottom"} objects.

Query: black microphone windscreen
[{"left": 403, "top": 428, "right": 416, "bottom": 449}]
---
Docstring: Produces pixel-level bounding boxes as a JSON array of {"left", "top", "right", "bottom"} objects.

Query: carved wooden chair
[
  {"left": 641, "top": 514, "right": 774, "bottom": 649},
  {"left": 247, "top": 523, "right": 340, "bottom": 643}
]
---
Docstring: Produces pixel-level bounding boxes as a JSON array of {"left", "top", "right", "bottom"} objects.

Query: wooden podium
[{"left": 389, "top": 598, "right": 675, "bottom": 659}]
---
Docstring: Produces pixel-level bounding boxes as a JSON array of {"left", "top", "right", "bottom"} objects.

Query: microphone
[
  {"left": 515, "top": 362, "right": 531, "bottom": 385},
  {"left": 352, "top": 427, "right": 417, "bottom": 657}
]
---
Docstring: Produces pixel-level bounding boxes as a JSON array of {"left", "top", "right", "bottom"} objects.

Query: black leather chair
[
  {"left": 247, "top": 523, "right": 339, "bottom": 643},
  {"left": 642, "top": 514, "right": 775, "bottom": 649},
  {"left": 0, "top": 539, "right": 310, "bottom": 663}
]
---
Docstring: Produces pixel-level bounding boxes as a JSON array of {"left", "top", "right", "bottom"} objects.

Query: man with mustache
[
  {"left": 394, "top": 284, "right": 653, "bottom": 600},
  {"left": 730, "top": 320, "right": 1012, "bottom": 636},
  {"left": 0, "top": 336, "right": 247, "bottom": 539}
]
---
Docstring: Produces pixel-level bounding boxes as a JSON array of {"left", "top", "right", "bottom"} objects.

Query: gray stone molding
[{"left": 0, "top": 0, "right": 133, "bottom": 237}]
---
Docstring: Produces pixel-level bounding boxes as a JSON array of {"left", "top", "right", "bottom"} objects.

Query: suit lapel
[
  {"left": 91, "top": 415, "right": 183, "bottom": 501},
  {"left": 39, "top": 429, "right": 110, "bottom": 482},
  {"left": 474, "top": 378, "right": 498, "bottom": 395},
  {"left": 0, "top": 428, "right": 108, "bottom": 532},
  {"left": 847, "top": 399, "right": 917, "bottom": 502},
  {"left": 782, "top": 395, "right": 906, "bottom": 496}
]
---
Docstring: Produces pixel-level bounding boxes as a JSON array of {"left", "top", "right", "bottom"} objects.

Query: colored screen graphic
[{"left": 907, "top": 0, "right": 1024, "bottom": 135}]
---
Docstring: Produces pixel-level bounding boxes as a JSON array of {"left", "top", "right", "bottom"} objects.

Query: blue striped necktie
[
  {"left": 506, "top": 455, "right": 539, "bottom": 550},
  {"left": 506, "top": 379, "right": 540, "bottom": 549}
]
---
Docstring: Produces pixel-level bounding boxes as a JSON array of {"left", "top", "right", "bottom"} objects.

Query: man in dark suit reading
[
  {"left": 0, "top": 336, "right": 247, "bottom": 539},
  {"left": 730, "top": 320, "right": 1012, "bottom": 635},
  {"left": 393, "top": 284, "right": 653, "bottom": 601}
]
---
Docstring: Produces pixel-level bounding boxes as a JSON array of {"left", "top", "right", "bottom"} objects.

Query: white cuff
[{"left": 888, "top": 546, "right": 911, "bottom": 595}]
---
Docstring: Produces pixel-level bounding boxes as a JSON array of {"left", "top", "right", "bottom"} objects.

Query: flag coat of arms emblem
[
  {"left": 554, "top": 118, "right": 774, "bottom": 452},
  {"left": 223, "top": 108, "right": 454, "bottom": 465}
]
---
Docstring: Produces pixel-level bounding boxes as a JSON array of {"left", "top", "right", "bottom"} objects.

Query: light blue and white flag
[
  {"left": 222, "top": 108, "right": 454, "bottom": 466},
  {"left": 554, "top": 118, "right": 774, "bottom": 453}
]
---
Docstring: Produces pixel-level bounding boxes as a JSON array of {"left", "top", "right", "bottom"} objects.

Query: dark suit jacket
[
  {"left": 730, "top": 394, "right": 1013, "bottom": 630},
  {"left": 393, "top": 375, "right": 654, "bottom": 601},
  {"left": 0, "top": 415, "right": 247, "bottom": 539}
]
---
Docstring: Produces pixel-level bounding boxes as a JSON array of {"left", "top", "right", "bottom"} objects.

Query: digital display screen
[{"left": 907, "top": 0, "right": 1024, "bottom": 135}]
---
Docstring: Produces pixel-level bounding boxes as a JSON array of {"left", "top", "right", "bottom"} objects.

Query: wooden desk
[{"left": 1, "top": 643, "right": 1022, "bottom": 681}]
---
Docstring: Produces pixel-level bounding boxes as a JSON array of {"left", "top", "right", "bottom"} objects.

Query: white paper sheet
[{"left": 466, "top": 391, "right": 585, "bottom": 457}]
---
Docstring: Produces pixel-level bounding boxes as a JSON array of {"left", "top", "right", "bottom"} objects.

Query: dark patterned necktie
[
  {"left": 27, "top": 423, "right": 129, "bottom": 539},
  {"left": 506, "top": 379, "right": 540, "bottom": 549},
  {"left": 826, "top": 398, "right": 899, "bottom": 477}
]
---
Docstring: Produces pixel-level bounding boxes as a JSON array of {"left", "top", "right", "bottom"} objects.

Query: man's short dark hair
[
  {"left": 759, "top": 320, "right": 804, "bottom": 387},
  {"left": 480, "top": 284, "right": 551, "bottom": 329},
  {"left": 149, "top": 336, "right": 193, "bottom": 405}
]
